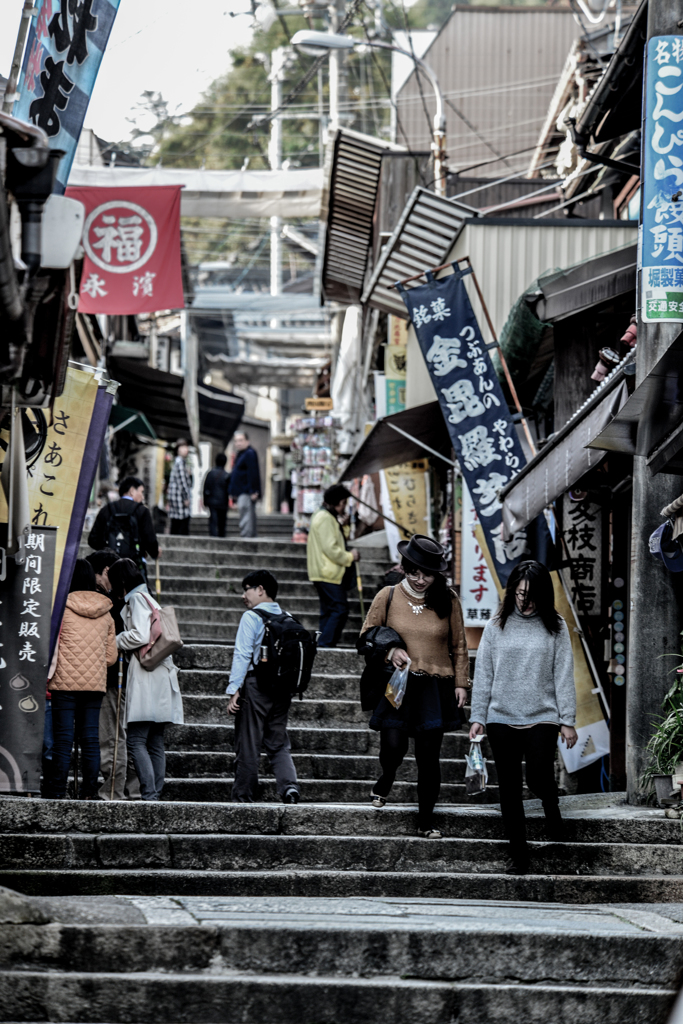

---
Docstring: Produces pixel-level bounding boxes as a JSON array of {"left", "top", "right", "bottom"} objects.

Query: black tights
[{"left": 374, "top": 728, "right": 444, "bottom": 831}]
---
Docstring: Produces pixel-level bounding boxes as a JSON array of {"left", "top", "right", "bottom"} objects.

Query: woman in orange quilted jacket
[{"left": 46, "top": 559, "right": 117, "bottom": 799}]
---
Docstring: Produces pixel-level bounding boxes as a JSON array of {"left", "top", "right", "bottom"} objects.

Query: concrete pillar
[{"left": 626, "top": 0, "right": 683, "bottom": 801}]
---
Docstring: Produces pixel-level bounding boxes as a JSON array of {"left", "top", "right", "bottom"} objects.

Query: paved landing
[{"left": 34, "top": 894, "right": 683, "bottom": 935}]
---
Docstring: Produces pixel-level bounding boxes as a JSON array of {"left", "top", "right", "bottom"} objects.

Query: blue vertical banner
[
  {"left": 397, "top": 267, "right": 545, "bottom": 587},
  {"left": 642, "top": 35, "right": 683, "bottom": 322},
  {"left": 13, "top": 0, "right": 121, "bottom": 193}
]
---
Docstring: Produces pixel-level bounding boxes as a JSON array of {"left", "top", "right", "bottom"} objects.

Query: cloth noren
[{"left": 470, "top": 608, "right": 576, "bottom": 728}]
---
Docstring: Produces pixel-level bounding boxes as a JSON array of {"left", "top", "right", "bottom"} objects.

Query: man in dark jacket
[
  {"left": 86, "top": 548, "right": 140, "bottom": 801},
  {"left": 228, "top": 431, "right": 261, "bottom": 538},
  {"left": 203, "top": 453, "right": 230, "bottom": 538},
  {"left": 88, "top": 476, "right": 160, "bottom": 580}
]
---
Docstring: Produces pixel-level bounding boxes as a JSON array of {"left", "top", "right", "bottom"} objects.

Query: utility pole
[
  {"left": 626, "top": 0, "right": 683, "bottom": 802},
  {"left": 328, "top": 0, "right": 347, "bottom": 129},
  {"left": 269, "top": 47, "right": 287, "bottom": 299},
  {"left": 2, "top": 1, "right": 35, "bottom": 114}
]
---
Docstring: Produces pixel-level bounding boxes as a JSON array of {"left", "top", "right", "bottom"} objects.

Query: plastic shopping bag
[
  {"left": 385, "top": 658, "right": 411, "bottom": 708},
  {"left": 465, "top": 734, "right": 488, "bottom": 795}
]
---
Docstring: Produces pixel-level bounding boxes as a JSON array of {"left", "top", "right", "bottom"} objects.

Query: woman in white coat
[{"left": 108, "top": 558, "right": 183, "bottom": 801}]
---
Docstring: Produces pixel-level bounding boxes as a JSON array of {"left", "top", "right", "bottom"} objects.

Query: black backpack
[
  {"left": 252, "top": 608, "right": 317, "bottom": 699},
  {"left": 106, "top": 505, "right": 141, "bottom": 565}
]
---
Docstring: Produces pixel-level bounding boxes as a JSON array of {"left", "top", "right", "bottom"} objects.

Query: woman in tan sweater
[
  {"left": 46, "top": 559, "right": 117, "bottom": 799},
  {"left": 360, "top": 535, "right": 469, "bottom": 838}
]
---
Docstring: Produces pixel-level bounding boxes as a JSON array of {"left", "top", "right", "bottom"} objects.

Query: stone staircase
[
  {"left": 3, "top": 532, "right": 683, "bottom": 1022},
  {"left": 188, "top": 512, "right": 294, "bottom": 538},
  {"left": 158, "top": 536, "right": 374, "bottom": 643}
]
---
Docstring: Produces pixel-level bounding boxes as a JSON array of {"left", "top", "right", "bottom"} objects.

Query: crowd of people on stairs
[{"left": 40, "top": 462, "right": 579, "bottom": 872}]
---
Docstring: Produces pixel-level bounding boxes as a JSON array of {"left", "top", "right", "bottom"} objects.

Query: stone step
[
  {"left": 2, "top": 913, "right": 681, "bottom": 990},
  {"left": 1, "top": 968, "right": 674, "bottom": 1024},
  {"left": 166, "top": 591, "right": 367, "bottom": 614},
  {"left": 2, "top": 833, "right": 681, "bottom": 877},
  {"left": 0, "top": 799, "right": 676, "bottom": 844},
  {"left": 159, "top": 575, "right": 380, "bottom": 595},
  {"left": 4, "top": 866, "right": 683, "bottom": 905},
  {"left": 179, "top": 622, "right": 363, "bottom": 643},
  {"left": 176, "top": 645, "right": 361, "bottom": 673},
  {"left": 163, "top": 751, "right": 494, "bottom": 783},
  {"left": 177, "top": 669, "right": 362, "bottom": 699},
  {"left": 167, "top": 724, "right": 478, "bottom": 757},
  {"left": 182, "top": 696, "right": 372, "bottom": 727},
  {"left": 160, "top": 778, "right": 497, "bottom": 803},
  {"left": 160, "top": 564, "right": 315, "bottom": 582}
]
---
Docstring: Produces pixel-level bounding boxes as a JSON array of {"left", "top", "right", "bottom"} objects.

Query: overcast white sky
[{"left": 0, "top": 0, "right": 257, "bottom": 142}]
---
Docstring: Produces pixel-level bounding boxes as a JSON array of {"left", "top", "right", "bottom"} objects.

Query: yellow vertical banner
[
  {"left": 0, "top": 367, "right": 100, "bottom": 603},
  {"left": 383, "top": 459, "right": 430, "bottom": 541}
]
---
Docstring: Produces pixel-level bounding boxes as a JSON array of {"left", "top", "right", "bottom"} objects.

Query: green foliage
[{"left": 642, "top": 642, "right": 683, "bottom": 785}]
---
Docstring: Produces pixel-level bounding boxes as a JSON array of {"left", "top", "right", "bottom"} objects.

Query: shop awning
[
  {"left": 360, "top": 188, "right": 476, "bottom": 318},
  {"left": 339, "top": 401, "right": 453, "bottom": 480},
  {"left": 196, "top": 383, "right": 244, "bottom": 445},
  {"left": 321, "top": 129, "right": 406, "bottom": 305},
  {"left": 109, "top": 404, "right": 156, "bottom": 439},
  {"left": 109, "top": 358, "right": 190, "bottom": 443},
  {"left": 588, "top": 330, "right": 683, "bottom": 474},
  {"left": 500, "top": 375, "right": 629, "bottom": 537}
]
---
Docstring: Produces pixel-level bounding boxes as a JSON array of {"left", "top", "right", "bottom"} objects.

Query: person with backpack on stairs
[
  {"left": 227, "top": 569, "right": 315, "bottom": 803},
  {"left": 88, "top": 476, "right": 160, "bottom": 584}
]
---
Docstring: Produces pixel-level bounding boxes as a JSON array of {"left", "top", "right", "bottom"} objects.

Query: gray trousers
[
  {"left": 237, "top": 492, "right": 257, "bottom": 537},
  {"left": 232, "top": 675, "right": 298, "bottom": 802},
  {"left": 98, "top": 688, "right": 141, "bottom": 801},
  {"left": 127, "top": 721, "right": 166, "bottom": 801}
]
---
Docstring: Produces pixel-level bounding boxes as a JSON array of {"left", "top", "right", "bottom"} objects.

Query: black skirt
[{"left": 369, "top": 671, "right": 463, "bottom": 736}]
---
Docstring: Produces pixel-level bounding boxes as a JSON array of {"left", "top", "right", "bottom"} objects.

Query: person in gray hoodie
[{"left": 469, "top": 560, "right": 577, "bottom": 874}]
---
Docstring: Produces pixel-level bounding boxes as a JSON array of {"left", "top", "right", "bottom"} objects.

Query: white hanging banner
[{"left": 460, "top": 480, "right": 499, "bottom": 626}]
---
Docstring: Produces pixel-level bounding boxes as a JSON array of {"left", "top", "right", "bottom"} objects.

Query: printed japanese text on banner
[
  {"left": 13, "top": 0, "right": 121, "bottom": 193},
  {"left": 65, "top": 186, "right": 184, "bottom": 313},
  {"left": 398, "top": 268, "right": 534, "bottom": 586},
  {"left": 0, "top": 526, "right": 56, "bottom": 794},
  {"left": 461, "top": 481, "right": 499, "bottom": 626},
  {"left": 642, "top": 36, "right": 683, "bottom": 322}
]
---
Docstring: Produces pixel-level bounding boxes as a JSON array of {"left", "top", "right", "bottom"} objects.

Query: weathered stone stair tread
[
  {"left": 3, "top": 834, "right": 680, "bottom": 875},
  {"left": 163, "top": 751, "right": 496, "bottom": 782},
  {"left": 167, "top": 724, "right": 480, "bottom": 757},
  {"left": 0, "top": 799, "right": 678, "bottom": 843},
  {"left": 160, "top": 779, "right": 501, "bottom": 803},
  {"left": 4, "top": 867, "right": 683, "bottom": 903},
  {"left": 2, "top": 970, "right": 674, "bottom": 1024}
]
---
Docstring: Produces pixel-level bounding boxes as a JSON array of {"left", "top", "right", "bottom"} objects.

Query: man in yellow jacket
[{"left": 307, "top": 484, "right": 360, "bottom": 648}]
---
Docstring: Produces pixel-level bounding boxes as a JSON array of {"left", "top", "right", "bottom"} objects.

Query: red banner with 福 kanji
[{"left": 65, "top": 185, "right": 184, "bottom": 313}]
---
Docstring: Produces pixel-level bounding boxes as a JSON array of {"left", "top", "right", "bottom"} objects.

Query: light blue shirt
[{"left": 226, "top": 601, "right": 282, "bottom": 695}]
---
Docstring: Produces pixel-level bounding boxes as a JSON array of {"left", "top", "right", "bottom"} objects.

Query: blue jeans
[
  {"left": 314, "top": 581, "right": 349, "bottom": 647},
  {"left": 42, "top": 697, "right": 53, "bottom": 795},
  {"left": 48, "top": 691, "right": 104, "bottom": 799}
]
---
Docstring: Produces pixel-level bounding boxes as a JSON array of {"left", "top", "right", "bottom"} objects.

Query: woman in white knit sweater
[{"left": 469, "top": 560, "right": 577, "bottom": 874}]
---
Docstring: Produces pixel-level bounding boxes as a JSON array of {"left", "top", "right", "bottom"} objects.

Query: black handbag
[{"left": 357, "top": 587, "right": 406, "bottom": 711}]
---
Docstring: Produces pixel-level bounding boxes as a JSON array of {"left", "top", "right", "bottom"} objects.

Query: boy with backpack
[
  {"left": 227, "top": 569, "right": 316, "bottom": 803},
  {"left": 88, "top": 477, "right": 160, "bottom": 583}
]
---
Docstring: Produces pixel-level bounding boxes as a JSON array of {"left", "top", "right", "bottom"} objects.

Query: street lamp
[{"left": 291, "top": 29, "right": 447, "bottom": 197}]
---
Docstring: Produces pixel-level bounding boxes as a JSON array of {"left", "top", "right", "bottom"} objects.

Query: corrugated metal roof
[
  {"left": 361, "top": 187, "right": 477, "bottom": 316},
  {"left": 396, "top": 8, "right": 580, "bottom": 176},
  {"left": 321, "top": 129, "right": 405, "bottom": 305}
]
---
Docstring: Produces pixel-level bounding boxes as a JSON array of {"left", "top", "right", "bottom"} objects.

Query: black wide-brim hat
[{"left": 397, "top": 534, "right": 449, "bottom": 573}]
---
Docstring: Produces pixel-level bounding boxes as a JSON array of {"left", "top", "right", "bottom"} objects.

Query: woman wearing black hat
[{"left": 359, "top": 534, "right": 469, "bottom": 838}]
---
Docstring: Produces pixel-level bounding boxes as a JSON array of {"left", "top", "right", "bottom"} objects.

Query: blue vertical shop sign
[
  {"left": 13, "top": 0, "right": 121, "bottom": 193},
  {"left": 642, "top": 35, "right": 683, "bottom": 322},
  {"left": 397, "top": 267, "right": 548, "bottom": 587}
]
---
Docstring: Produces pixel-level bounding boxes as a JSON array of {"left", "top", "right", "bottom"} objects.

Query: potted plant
[{"left": 643, "top": 642, "right": 683, "bottom": 805}]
